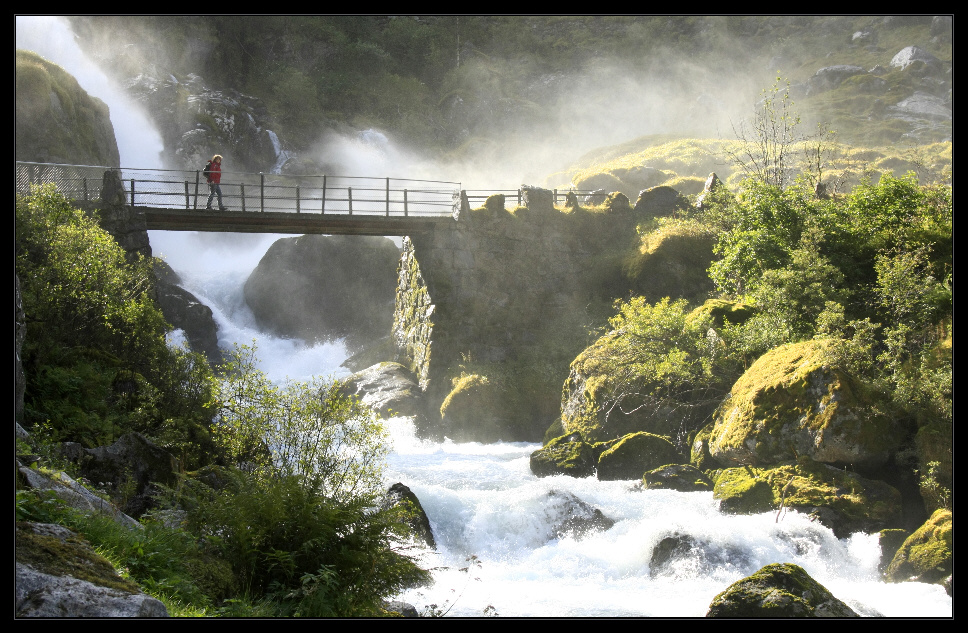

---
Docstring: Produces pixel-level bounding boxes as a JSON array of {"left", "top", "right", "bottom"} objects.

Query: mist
[{"left": 16, "top": 16, "right": 165, "bottom": 169}]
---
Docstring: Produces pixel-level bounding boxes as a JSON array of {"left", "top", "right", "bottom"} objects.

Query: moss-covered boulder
[
  {"left": 713, "top": 460, "right": 903, "bottom": 537},
  {"left": 642, "top": 464, "right": 713, "bottom": 492},
  {"left": 686, "top": 298, "right": 756, "bottom": 329},
  {"left": 596, "top": 432, "right": 681, "bottom": 481},
  {"left": 708, "top": 340, "right": 900, "bottom": 472},
  {"left": 530, "top": 433, "right": 596, "bottom": 478},
  {"left": 561, "top": 331, "right": 715, "bottom": 445},
  {"left": 624, "top": 223, "right": 717, "bottom": 305},
  {"left": 885, "top": 509, "right": 952, "bottom": 585},
  {"left": 706, "top": 563, "right": 859, "bottom": 617},
  {"left": 713, "top": 466, "right": 776, "bottom": 514},
  {"left": 632, "top": 185, "right": 690, "bottom": 219},
  {"left": 439, "top": 374, "right": 514, "bottom": 443},
  {"left": 16, "top": 50, "right": 121, "bottom": 167}
]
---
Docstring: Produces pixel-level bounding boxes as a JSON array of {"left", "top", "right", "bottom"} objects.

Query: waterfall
[{"left": 15, "top": 17, "right": 952, "bottom": 618}]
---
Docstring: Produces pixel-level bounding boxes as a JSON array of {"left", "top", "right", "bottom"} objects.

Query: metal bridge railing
[{"left": 16, "top": 162, "right": 461, "bottom": 218}]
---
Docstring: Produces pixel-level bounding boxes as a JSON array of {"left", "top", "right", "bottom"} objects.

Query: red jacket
[{"left": 207, "top": 161, "right": 222, "bottom": 184}]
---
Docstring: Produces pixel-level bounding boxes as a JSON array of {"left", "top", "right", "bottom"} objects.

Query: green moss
[
  {"left": 530, "top": 433, "right": 596, "bottom": 478},
  {"left": 16, "top": 522, "right": 140, "bottom": 594},
  {"left": 706, "top": 563, "right": 858, "bottom": 617},
  {"left": 712, "top": 466, "right": 776, "bottom": 514},
  {"left": 885, "top": 509, "right": 952, "bottom": 584},
  {"left": 596, "top": 431, "right": 681, "bottom": 481}
]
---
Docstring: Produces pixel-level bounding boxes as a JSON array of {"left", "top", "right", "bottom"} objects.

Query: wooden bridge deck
[{"left": 141, "top": 207, "right": 449, "bottom": 235}]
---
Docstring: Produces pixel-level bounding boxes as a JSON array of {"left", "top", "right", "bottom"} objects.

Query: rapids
[
  {"left": 151, "top": 231, "right": 951, "bottom": 618},
  {"left": 17, "top": 15, "right": 952, "bottom": 618}
]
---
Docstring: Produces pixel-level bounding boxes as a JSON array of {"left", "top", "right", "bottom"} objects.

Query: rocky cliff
[{"left": 16, "top": 50, "right": 120, "bottom": 167}]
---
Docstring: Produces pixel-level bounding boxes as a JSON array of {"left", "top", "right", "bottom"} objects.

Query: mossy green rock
[
  {"left": 686, "top": 298, "right": 756, "bottom": 329},
  {"left": 596, "top": 432, "right": 681, "bottom": 481},
  {"left": 713, "top": 460, "right": 902, "bottom": 536},
  {"left": 561, "top": 332, "right": 713, "bottom": 444},
  {"left": 530, "top": 433, "right": 596, "bottom": 478},
  {"left": 708, "top": 340, "right": 899, "bottom": 472},
  {"left": 439, "top": 374, "right": 513, "bottom": 443},
  {"left": 706, "top": 563, "right": 858, "bottom": 617},
  {"left": 713, "top": 466, "right": 776, "bottom": 514},
  {"left": 642, "top": 464, "right": 713, "bottom": 492},
  {"left": 885, "top": 509, "right": 952, "bottom": 585},
  {"left": 16, "top": 50, "right": 120, "bottom": 166}
]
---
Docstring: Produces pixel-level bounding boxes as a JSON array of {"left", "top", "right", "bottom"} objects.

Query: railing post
[
  {"left": 184, "top": 181, "right": 190, "bottom": 209},
  {"left": 348, "top": 187, "right": 353, "bottom": 215},
  {"left": 240, "top": 182, "right": 246, "bottom": 212},
  {"left": 296, "top": 185, "right": 301, "bottom": 213},
  {"left": 83, "top": 178, "right": 88, "bottom": 202},
  {"left": 386, "top": 177, "right": 390, "bottom": 217},
  {"left": 517, "top": 189, "right": 522, "bottom": 206},
  {"left": 404, "top": 189, "right": 408, "bottom": 217},
  {"left": 321, "top": 175, "right": 327, "bottom": 214},
  {"left": 260, "top": 173, "right": 265, "bottom": 213},
  {"left": 554, "top": 189, "right": 558, "bottom": 205},
  {"left": 130, "top": 179, "right": 135, "bottom": 206},
  {"left": 194, "top": 171, "right": 200, "bottom": 210}
]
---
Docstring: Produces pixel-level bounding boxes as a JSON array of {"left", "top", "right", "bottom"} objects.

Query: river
[
  {"left": 19, "top": 15, "right": 952, "bottom": 617},
  {"left": 149, "top": 230, "right": 952, "bottom": 618}
]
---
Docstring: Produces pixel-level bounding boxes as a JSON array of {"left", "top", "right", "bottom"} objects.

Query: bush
[{"left": 178, "top": 343, "right": 430, "bottom": 616}]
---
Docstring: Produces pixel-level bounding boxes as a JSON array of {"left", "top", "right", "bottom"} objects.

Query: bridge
[{"left": 16, "top": 162, "right": 462, "bottom": 236}]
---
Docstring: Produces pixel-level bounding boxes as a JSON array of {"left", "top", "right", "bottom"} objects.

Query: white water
[{"left": 18, "top": 16, "right": 951, "bottom": 619}]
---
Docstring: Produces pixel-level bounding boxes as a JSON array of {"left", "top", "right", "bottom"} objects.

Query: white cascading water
[{"left": 17, "top": 17, "right": 952, "bottom": 618}]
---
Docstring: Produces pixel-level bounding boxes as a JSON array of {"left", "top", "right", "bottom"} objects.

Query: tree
[{"left": 724, "top": 75, "right": 802, "bottom": 189}]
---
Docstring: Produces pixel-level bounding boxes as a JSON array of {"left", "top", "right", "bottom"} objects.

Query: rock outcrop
[
  {"left": 707, "top": 340, "right": 900, "bottom": 473},
  {"left": 16, "top": 50, "right": 120, "bottom": 167},
  {"left": 706, "top": 563, "right": 858, "bottom": 617},
  {"left": 16, "top": 522, "right": 168, "bottom": 618},
  {"left": 244, "top": 234, "right": 400, "bottom": 352}
]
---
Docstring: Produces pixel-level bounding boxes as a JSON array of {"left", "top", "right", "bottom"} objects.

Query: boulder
[
  {"left": 154, "top": 260, "right": 222, "bottom": 364},
  {"left": 243, "top": 234, "right": 400, "bottom": 351},
  {"left": 885, "top": 509, "right": 952, "bottom": 586},
  {"left": 384, "top": 482, "right": 436, "bottom": 550},
  {"left": 889, "top": 46, "right": 942, "bottom": 71},
  {"left": 596, "top": 432, "right": 682, "bottom": 481},
  {"left": 16, "top": 522, "right": 167, "bottom": 617},
  {"left": 642, "top": 464, "right": 713, "bottom": 492},
  {"left": 530, "top": 433, "right": 597, "bottom": 478},
  {"left": 694, "top": 172, "right": 724, "bottom": 211},
  {"left": 543, "top": 490, "right": 615, "bottom": 539},
  {"left": 57, "top": 432, "right": 179, "bottom": 518},
  {"left": 806, "top": 65, "right": 868, "bottom": 95},
  {"left": 339, "top": 362, "right": 423, "bottom": 419},
  {"left": 632, "top": 185, "right": 689, "bottom": 219},
  {"left": 17, "top": 464, "right": 140, "bottom": 529},
  {"left": 649, "top": 533, "right": 749, "bottom": 579},
  {"left": 712, "top": 460, "right": 903, "bottom": 537},
  {"left": 706, "top": 563, "right": 858, "bottom": 617},
  {"left": 708, "top": 339, "right": 901, "bottom": 472}
]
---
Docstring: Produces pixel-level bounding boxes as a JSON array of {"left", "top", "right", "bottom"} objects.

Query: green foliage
[
  {"left": 175, "top": 343, "right": 430, "bottom": 616},
  {"left": 16, "top": 186, "right": 218, "bottom": 463}
]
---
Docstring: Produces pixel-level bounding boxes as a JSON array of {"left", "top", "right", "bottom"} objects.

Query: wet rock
[
  {"left": 544, "top": 490, "right": 615, "bottom": 539},
  {"left": 339, "top": 361, "right": 422, "bottom": 419},
  {"left": 154, "top": 260, "right": 221, "bottom": 364},
  {"left": 642, "top": 464, "right": 713, "bottom": 492},
  {"left": 530, "top": 433, "right": 596, "bottom": 478},
  {"left": 384, "top": 482, "right": 436, "bottom": 550},
  {"left": 706, "top": 563, "right": 858, "bottom": 617},
  {"left": 597, "top": 432, "right": 682, "bottom": 481}
]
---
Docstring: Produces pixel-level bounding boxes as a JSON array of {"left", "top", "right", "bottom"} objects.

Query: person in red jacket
[{"left": 205, "top": 154, "right": 226, "bottom": 210}]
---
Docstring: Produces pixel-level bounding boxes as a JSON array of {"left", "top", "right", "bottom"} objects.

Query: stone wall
[{"left": 392, "top": 187, "right": 640, "bottom": 436}]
